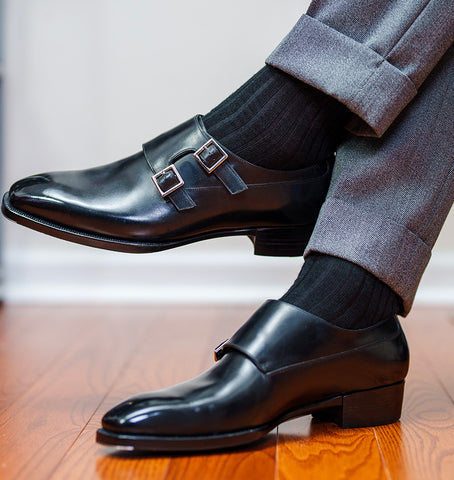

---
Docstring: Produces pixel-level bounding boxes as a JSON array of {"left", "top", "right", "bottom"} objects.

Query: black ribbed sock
[
  {"left": 281, "top": 254, "right": 402, "bottom": 329},
  {"left": 203, "top": 65, "right": 349, "bottom": 170}
]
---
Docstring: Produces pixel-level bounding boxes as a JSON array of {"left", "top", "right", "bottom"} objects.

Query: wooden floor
[{"left": 0, "top": 304, "right": 453, "bottom": 480}]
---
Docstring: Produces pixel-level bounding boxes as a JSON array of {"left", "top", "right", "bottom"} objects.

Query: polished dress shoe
[
  {"left": 97, "top": 300, "right": 409, "bottom": 451},
  {"left": 2, "top": 116, "right": 332, "bottom": 256}
]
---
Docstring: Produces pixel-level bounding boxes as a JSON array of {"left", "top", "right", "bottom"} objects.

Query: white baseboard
[
  {"left": 2, "top": 240, "right": 301, "bottom": 304},
  {"left": 413, "top": 252, "right": 454, "bottom": 307},
  {"left": 3, "top": 243, "right": 454, "bottom": 307}
]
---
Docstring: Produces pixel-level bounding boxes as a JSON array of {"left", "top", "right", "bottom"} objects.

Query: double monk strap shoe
[
  {"left": 97, "top": 300, "right": 409, "bottom": 452},
  {"left": 2, "top": 116, "right": 332, "bottom": 256}
]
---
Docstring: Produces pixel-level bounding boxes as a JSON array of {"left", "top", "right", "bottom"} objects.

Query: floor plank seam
[
  {"left": 0, "top": 322, "right": 106, "bottom": 431},
  {"left": 46, "top": 320, "right": 156, "bottom": 479},
  {"left": 414, "top": 323, "right": 454, "bottom": 406},
  {"left": 373, "top": 427, "right": 392, "bottom": 480},
  {"left": 273, "top": 426, "right": 279, "bottom": 480},
  {"left": 0, "top": 325, "right": 94, "bottom": 420}
]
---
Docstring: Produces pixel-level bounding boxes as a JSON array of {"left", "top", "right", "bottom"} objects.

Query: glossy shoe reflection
[{"left": 97, "top": 300, "right": 409, "bottom": 452}]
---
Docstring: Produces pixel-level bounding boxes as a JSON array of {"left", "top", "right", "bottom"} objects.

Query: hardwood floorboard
[
  {"left": 276, "top": 416, "right": 387, "bottom": 480},
  {"left": 160, "top": 306, "right": 278, "bottom": 480},
  {"left": 0, "top": 306, "right": 154, "bottom": 480},
  {"left": 373, "top": 310, "right": 454, "bottom": 480},
  {"left": 0, "top": 304, "right": 453, "bottom": 480},
  {"left": 0, "top": 306, "right": 99, "bottom": 415},
  {"left": 163, "top": 437, "right": 277, "bottom": 480},
  {"left": 51, "top": 306, "right": 258, "bottom": 480},
  {"left": 408, "top": 309, "right": 454, "bottom": 402}
]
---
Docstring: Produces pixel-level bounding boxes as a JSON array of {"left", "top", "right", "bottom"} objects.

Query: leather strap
[
  {"left": 143, "top": 145, "right": 196, "bottom": 211},
  {"left": 194, "top": 138, "right": 248, "bottom": 195},
  {"left": 167, "top": 188, "right": 196, "bottom": 211},
  {"left": 214, "top": 300, "right": 401, "bottom": 374},
  {"left": 214, "top": 338, "right": 264, "bottom": 371},
  {"left": 212, "top": 162, "right": 248, "bottom": 195},
  {"left": 142, "top": 116, "right": 249, "bottom": 212},
  {"left": 193, "top": 138, "right": 248, "bottom": 195}
]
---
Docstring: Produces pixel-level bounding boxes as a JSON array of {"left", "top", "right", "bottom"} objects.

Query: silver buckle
[
  {"left": 194, "top": 139, "right": 228, "bottom": 174},
  {"left": 151, "top": 164, "right": 184, "bottom": 197},
  {"left": 214, "top": 338, "right": 229, "bottom": 361}
]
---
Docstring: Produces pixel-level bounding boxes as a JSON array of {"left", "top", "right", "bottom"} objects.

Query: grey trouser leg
[
  {"left": 267, "top": 0, "right": 454, "bottom": 137},
  {"left": 305, "top": 44, "right": 454, "bottom": 314}
]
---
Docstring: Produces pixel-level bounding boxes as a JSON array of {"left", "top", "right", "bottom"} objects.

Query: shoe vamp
[
  {"left": 9, "top": 154, "right": 180, "bottom": 239},
  {"left": 102, "top": 355, "right": 274, "bottom": 436}
]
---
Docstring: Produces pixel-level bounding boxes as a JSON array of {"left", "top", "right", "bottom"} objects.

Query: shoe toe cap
[
  {"left": 9, "top": 174, "right": 57, "bottom": 212},
  {"left": 101, "top": 395, "right": 185, "bottom": 435},
  {"left": 101, "top": 401, "right": 137, "bottom": 433}
]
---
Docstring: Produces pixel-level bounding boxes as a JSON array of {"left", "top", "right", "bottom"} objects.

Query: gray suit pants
[{"left": 266, "top": 0, "right": 454, "bottom": 314}]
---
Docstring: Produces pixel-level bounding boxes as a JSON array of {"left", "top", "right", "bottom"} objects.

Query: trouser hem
[
  {"left": 304, "top": 197, "right": 432, "bottom": 315},
  {"left": 266, "top": 14, "right": 417, "bottom": 138}
]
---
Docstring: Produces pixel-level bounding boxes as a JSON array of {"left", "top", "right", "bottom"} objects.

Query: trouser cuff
[
  {"left": 304, "top": 197, "right": 432, "bottom": 315},
  {"left": 266, "top": 14, "right": 417, "bottom": 137}
]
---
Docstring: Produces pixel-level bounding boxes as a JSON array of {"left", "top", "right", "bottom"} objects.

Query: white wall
[{"left": 2, "top": 0, "right": 454, "bottom": 305}]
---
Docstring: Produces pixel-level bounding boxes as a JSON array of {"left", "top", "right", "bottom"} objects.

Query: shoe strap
[
  {"left": 143, "top": 116, "right": 248, "bottom": 212},
  {"left": 148, "top": 161, "right": 196, "bottom": 211},
  {"left": 214, "top": 300, "right": 402, "bottom": 374},
  {"left": 193, "top": 136, "right": 248, "bottom": 195}
]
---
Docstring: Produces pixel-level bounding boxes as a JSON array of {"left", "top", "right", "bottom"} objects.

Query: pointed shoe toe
[
  {"left": 2, "top": 115, "right": 331, "bottom": 256},
  {"left": 8, "top": 174, "right": 53, "bottom": 208},
  {"left": 96, "top": 300, "right": 409, "bottom": 452}
]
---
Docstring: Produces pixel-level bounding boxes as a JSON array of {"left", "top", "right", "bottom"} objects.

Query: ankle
[
  {"left": 281, "top": 254, "right": 402, "bottom": 329},
  {"left": 204, "top": 65, "right": 350, "bottom": 171}
]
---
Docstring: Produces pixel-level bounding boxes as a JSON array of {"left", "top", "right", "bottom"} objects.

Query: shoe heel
[
  {"left": 252, "top": 225, "right": 313, "bottom": 257},
  {"left": 313, "top": 381, "right": 405, "bottom": 428}
]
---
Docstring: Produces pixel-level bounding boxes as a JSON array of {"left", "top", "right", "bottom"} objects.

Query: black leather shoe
[
  {"left": 2, "top": 116, "right": 331, "bottom": 256},
  {"left": 96, "top": 300, "right": 409, "bottom": 452}
]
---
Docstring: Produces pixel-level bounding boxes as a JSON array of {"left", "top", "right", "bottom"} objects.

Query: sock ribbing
[
  {"left": 203, "top": 65, "right": 349, "bottom": 170},
  {"left": 281, "top": 254, "right": 402, "bottom": 329}
]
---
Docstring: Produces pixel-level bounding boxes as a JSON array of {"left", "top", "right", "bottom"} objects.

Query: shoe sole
[
  {"left": 2, "top": 193, "right": 313, "bottom": 256},
  {"left": 96, "top": 381, "right": 405, "bottom": 452}
]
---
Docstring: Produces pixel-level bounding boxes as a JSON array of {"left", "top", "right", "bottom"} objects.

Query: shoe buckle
[
  {"left": 152, "top": 164, "right": 184, "bottom": 197},
  {"left": 194, "top": 139, "right": 228, "bottom": 173},
  {"left": 214, "top": 339, "right": 229, "bottom": 361}
]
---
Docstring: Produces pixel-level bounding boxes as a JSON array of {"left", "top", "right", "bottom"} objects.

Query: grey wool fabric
[
  {"left": 267, "top": 0, "right": 454, "bottom": 138},
  {"left": 267, "top": 0, "right": 454, "bottom": 314}
]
